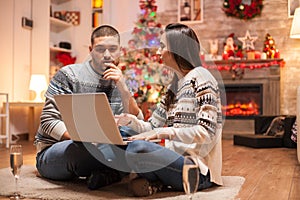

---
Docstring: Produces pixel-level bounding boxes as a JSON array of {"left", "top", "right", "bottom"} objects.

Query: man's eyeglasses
[{"left": 93, "top": 45, "right": 118, "bottom": 53}]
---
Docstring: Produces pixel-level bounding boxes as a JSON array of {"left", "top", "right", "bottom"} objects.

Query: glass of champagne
[
  {"left": 182, "top": 156, "right": 199, "bottom": 200},
  {"left": 10, "top": 144, "right": 23, "bottom": 200}
]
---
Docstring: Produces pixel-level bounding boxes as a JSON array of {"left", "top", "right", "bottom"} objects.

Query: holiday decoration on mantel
[
  {"left": 222, "top": 33, "right": 243, "bottom": 59},
  {"left": 120, "top": 0, "right": 172, "bottom": 117},
  {"left": 238, "top": 30, "right": 258, "bottom": 50},
  {"left": 222, "top": 0, "right": 264, "bottom": 20},
  {"left": 202, "top": 59, "right": 284, "bottom": 79},
  {"left": 263, "top": 33, "right": 280, "bottom": 59},
  {"left": 202, "top": 59, "right": 284, "bottom": 71}
]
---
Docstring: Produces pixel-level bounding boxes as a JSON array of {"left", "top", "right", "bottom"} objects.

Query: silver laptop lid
[{"left": 54, "top": 93, "right": 125, "bottom": 145}]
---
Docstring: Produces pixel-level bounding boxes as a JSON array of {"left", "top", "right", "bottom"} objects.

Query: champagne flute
[
  {"left": 182, "top": 156, "right": 199, "bottom": 200},
  {"left": 10, "top": 145, "right": 23, "bottom": 200}
]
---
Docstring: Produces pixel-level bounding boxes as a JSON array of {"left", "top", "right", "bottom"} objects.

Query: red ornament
[
  {"left": 121, "top": 65, "right": 127, "bottom": 71},
  {"left": 133, "top": 27, "right": 142, "bottom": 34},
  {"left": 56, "top": 52, "right": 76, "bottom": 66},
  {"left": 274, "top": 50, "right": 280, "bottom": 58}
]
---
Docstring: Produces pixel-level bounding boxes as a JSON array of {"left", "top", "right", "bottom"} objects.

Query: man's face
[{"left": 90, "top": 36, "right": 120, "bottom": 74}]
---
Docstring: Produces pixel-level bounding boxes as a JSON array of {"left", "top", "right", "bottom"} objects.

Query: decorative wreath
[{"left": 223, "top": 0, "right": 264, "bottom": 20}]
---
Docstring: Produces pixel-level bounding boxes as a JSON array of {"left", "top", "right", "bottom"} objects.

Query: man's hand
[
  {"left": 104, "top": 63, "right": 141, "bottom": 117},
  {"left": 103, "top": 62, "right": 123, "bottom": 83}
]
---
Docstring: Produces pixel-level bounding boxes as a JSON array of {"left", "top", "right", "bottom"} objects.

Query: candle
[
  {"left": 200, "top": 52, "right": 205, "bottom": 61},
  {"left": 254, "top": 51, "right": 261, "bottom": 59},
  {"left": 274, "top": 50, "right": 280, "bottom": 58},
  {"left": 247, "top": 51, "right": 255, "bottom": 60},
  {"left": 261, "top": 52, "right": 267, "bottom": 59}
]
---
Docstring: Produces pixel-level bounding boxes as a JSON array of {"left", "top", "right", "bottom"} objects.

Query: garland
[
  {"left": 223, "top": 0, "right": 264, "bottom": 20},
  {"left": 202, "top": 60, "right": 284, "bottom": 71},
  {"left": 202, "top": 59, "right": 284, "bottom": 79}
]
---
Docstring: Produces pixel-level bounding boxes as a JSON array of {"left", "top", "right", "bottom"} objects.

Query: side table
[{"left": 4, "top": 101, "right": 44, "bottom": 141}]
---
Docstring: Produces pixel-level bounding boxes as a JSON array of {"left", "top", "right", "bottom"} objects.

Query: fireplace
[
  {"left": 222, "top": 84, "right": 263, "bottom": 118},
  {"left": 206, "top": 59, "right": 283, "bottom": 138}
]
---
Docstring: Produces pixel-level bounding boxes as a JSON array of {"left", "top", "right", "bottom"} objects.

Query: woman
[{"left": 117, "top": 23, "right": 223, "bottom": 197}]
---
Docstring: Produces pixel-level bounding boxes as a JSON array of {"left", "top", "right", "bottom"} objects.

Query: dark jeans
[
  {"left": 36, "top": 126, "right": 136, "bottom": 180},
  {"left": 126, "top": 140, "right": 213, "bottom": 191}
]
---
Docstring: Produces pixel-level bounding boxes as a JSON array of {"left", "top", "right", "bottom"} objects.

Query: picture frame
[
  {"left": 178, "top": 0, "right": 203, "bottom": 23},
  {"left": 288, "top": 0, "right": 300, "bottom": 18}
]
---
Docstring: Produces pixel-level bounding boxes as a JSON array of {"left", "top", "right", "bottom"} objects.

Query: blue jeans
[
  {"left": 126, "top": 140, "right": 213, "bottom": 191},
  {"left": 36, "top": 127, "right": 136, "bottom": 180}
]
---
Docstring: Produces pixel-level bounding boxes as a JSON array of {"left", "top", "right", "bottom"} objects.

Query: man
[{"left": 34, "top": 25, "right": 142, "bottom": 190}]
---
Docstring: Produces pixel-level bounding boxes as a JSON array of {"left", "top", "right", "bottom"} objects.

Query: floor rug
[{"left": 0, "top": 165, "right": 245, "bottom": 200}]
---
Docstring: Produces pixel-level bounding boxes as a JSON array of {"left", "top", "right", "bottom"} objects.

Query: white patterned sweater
[{"left": 139, "top": 66, "right": 223, "bottom": 185}]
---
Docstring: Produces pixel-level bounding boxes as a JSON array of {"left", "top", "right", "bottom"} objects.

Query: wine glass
[
  {"left": 10, "top": 144, "right": 23, "bottom": 200},
  {"left": 182, "top": 156, "right": 199, "bottom": 200}
]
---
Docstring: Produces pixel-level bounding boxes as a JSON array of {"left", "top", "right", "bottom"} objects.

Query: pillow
[{"left": 263, "top": 116, "right": 285, "bottom": 137}]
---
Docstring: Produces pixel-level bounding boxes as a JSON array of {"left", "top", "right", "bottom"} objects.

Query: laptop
[{"left": 54, "top": 93, "right": 161, "bottom": 145}]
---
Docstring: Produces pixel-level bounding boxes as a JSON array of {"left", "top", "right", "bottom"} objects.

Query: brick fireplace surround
[{"left": 206, "top": 59, "right": 283, "bottom": 139}]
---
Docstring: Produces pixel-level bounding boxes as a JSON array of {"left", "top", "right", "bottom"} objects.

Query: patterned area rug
[{"left": 0, "top": 165, "right": 245, "bottom": 200}]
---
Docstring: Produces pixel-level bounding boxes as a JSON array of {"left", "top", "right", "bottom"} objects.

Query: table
[{"left": 5, "top": 101, "right": 44, "bottom": 141}]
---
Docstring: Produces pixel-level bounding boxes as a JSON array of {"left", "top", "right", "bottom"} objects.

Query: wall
[
  {"left": 0, "top": 0, "right": 32, "bottom": 101},
  {"left": 68, "top": 0, "right": 92, "bottom": 63},
  {"left": 0, "top": 0, "right": 32, "bottom": 135}
]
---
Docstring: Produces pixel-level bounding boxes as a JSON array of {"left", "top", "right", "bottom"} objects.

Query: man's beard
[{"left": 91, "top": 58, "right": 106, "bottom": 74}]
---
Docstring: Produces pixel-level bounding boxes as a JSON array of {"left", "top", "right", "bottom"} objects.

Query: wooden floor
[{"left": 0, "top": 139, "right": 299, "bottom": 200}]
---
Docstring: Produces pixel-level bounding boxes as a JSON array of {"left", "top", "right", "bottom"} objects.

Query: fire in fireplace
[{"left": 222, "top": 84, "right": 263, "bottom": 118}]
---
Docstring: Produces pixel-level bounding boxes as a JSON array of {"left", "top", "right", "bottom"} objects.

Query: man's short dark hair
[{"left": 91, "top": 25, "right": 120, "bottom": 45}]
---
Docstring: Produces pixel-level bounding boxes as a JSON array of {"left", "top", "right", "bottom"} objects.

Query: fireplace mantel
[
  {"left": 203, "top": 58, "right": 283, "bottom": 80},
  {"left": 205, "top": 59, "right": 283, "bottom": 138}
]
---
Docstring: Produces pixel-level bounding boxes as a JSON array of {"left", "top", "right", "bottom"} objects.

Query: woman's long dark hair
[{"left": 164, "top": 23, "right": 202, "bottom": 111}]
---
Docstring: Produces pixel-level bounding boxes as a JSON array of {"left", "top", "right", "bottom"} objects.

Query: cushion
[
  {"left": 233, "top": 134, "right": 283, "bottom": 148},
  {"left": 233, "top": 115, "right": 296, "bottom": 148}
]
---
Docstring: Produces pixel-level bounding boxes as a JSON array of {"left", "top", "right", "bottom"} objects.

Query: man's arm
[
  {"left": 39, "top": 70, "right": 72, "bottom": 141},
  {"left": 61, "top": 131, "right": 71, "bottom": 140},
  {"left": 103, "top": 63, "right": 143, "bottom": 119}
]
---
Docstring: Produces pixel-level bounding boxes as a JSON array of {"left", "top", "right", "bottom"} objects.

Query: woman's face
[{"left": 157, "top": 33, "right": 178, "bottom": 71}]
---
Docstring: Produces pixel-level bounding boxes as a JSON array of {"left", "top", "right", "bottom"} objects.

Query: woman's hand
[
  {"left": 128, "top": 130, "right": 158, "bottom": 141},
  {"left": 128, "top": 129, "right": 173, "bottom": 141},
  {"left": 115, "top": 113, "right": 137, "bottom": 126},
  {"left": 115, "top": 113, "right": 145, "bottom": 133},
  {"left": 115, "top": 113, "right": 153, "bottom": 133}
]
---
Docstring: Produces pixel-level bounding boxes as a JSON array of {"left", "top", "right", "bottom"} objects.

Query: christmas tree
[
  {"left": 132, "top": 0, "right": 162, "bottom": 48},
  {"left": 120, "top": 0, "right": 173, "bottom": 111}
]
